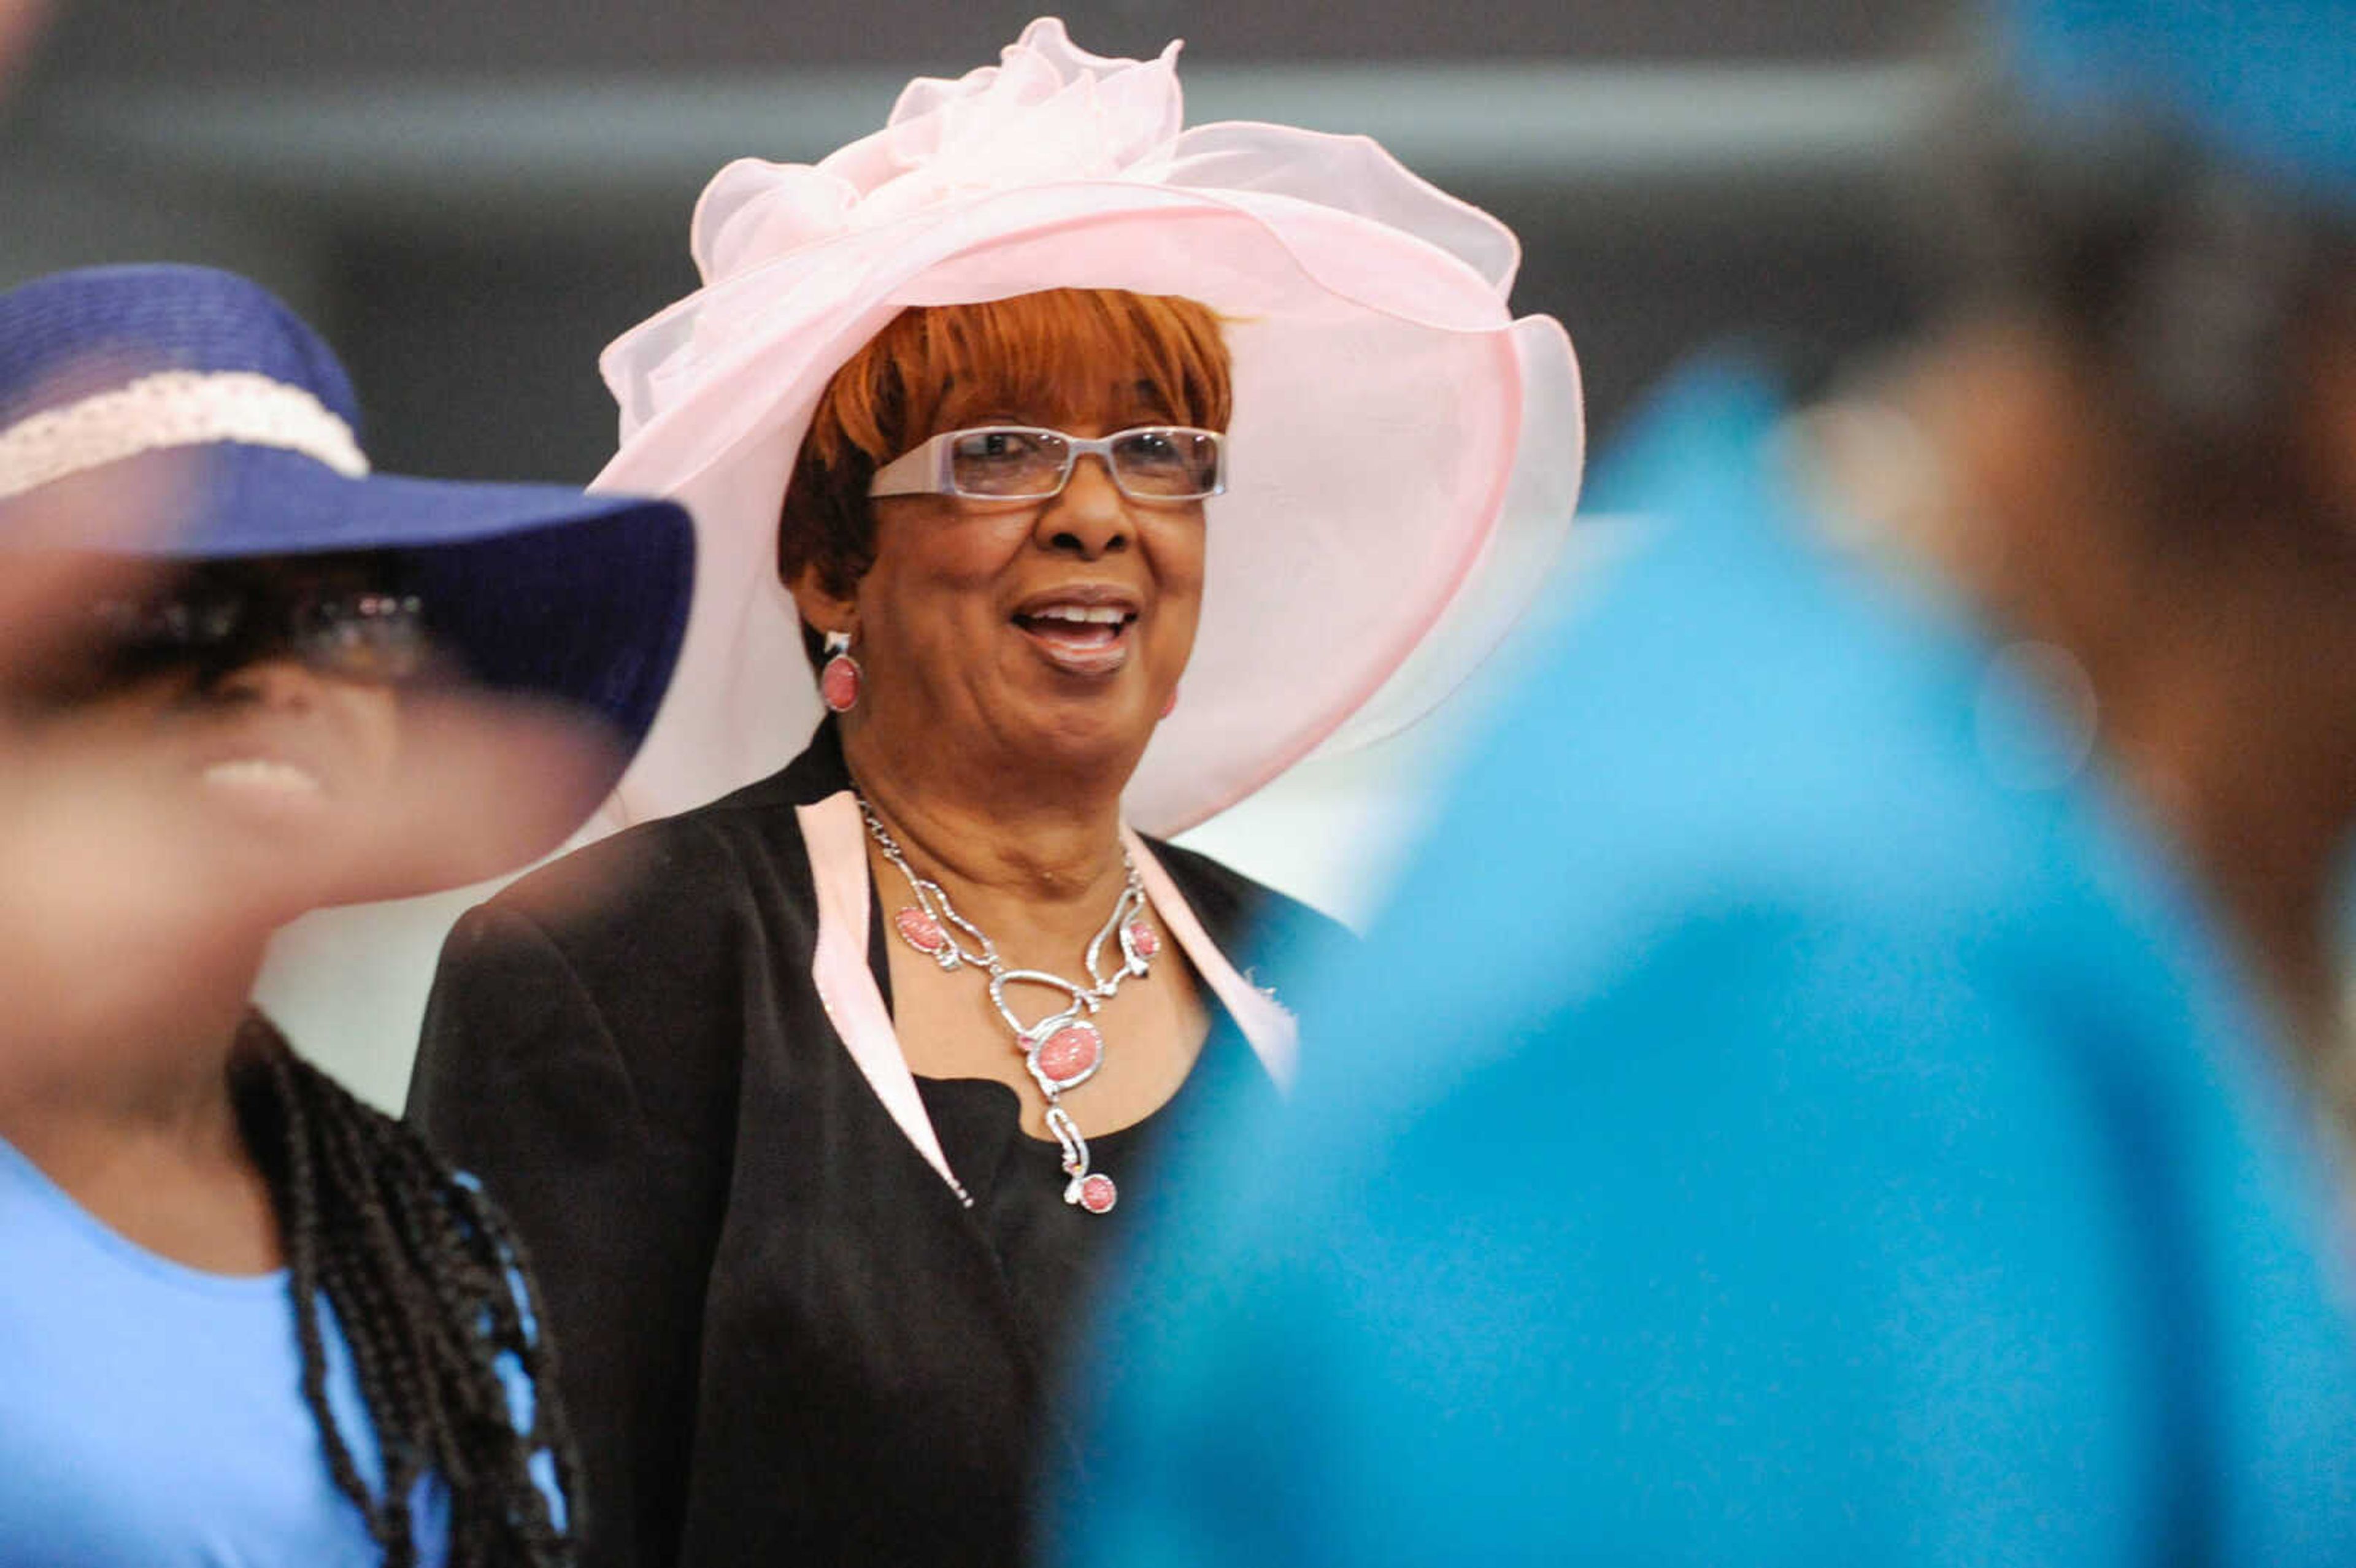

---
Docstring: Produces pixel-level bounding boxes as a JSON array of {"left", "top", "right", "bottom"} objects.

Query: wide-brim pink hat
[{"left": 590, "top": 16, "right": 1584, "bottom": 836}]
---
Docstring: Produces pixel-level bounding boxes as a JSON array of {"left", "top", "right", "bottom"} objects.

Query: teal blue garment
[
  {"left": 0, "top": 1134, "right": 561, "bottom": 1566},
  {"left": 2001, "top": 0, "right": 2356, "bottom": 216},
  {"left": 1050, "top": 363, "right": 2356, "bottom": 1566}
]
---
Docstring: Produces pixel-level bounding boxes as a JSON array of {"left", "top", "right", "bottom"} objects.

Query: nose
[
  {"left": 1034, "top": 452, "right": 1131, "bottom": 559},
  {"left": 204, "top": 654, "right": 330, "bottom": 713}
]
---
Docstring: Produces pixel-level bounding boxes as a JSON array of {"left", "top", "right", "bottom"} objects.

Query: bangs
[
  {"left": 811, "top": 288, "right": 1233, "bottom": 472},
  {"left": 781, "top": 288, "right": 1231, "bottom": 609}
]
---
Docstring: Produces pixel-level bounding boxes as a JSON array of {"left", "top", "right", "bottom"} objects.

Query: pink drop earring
[{"left": 820, "top": 629, "right": 863, "bottom": 713}]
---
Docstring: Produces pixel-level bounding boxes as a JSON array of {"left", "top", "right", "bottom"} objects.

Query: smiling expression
[
  {"left": 848, "top": 381, "right": 1207, "bottom": 772},
  {"left": 783, "top": 289, "right": 1230, "bottom": 786},
  {"left": 17, "top": 640, "right": 407, "bottom": 922}
]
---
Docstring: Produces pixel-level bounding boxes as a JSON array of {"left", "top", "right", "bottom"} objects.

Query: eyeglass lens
[
  {"left": 947, "top": 427, "right": 1220, "bottom": 500},
  {"left": 83, "top": 558, "right": 428, "bottom": 690}
]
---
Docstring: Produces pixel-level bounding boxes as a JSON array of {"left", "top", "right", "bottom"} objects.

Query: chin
[
  {"left": 1006, "top": 690, "right": 1160, "bottom": 772},
  {"left": 200, "top": 819, "right": 370, "bottom": 919}
]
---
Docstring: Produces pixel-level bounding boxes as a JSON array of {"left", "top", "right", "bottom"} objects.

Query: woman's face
[
  {"left": 834, "top": 374, "right": 1209, "bottom": 782},
  {"left": 10, "top": 560, "right": 410, "bottom": 923}
]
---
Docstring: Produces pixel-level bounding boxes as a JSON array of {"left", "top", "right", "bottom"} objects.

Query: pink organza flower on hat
[{"left": 693, "top": 19, "right": 1184, "bottom": 286}]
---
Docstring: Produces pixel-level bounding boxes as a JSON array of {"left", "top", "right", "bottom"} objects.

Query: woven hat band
[{"left": 0, "top": 369, "right": 371, "bottom": 502}]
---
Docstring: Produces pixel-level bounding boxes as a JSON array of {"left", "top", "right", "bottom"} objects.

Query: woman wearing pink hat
[{"left": 409, "top": 20, "right": 1582, "bottom": 1566}]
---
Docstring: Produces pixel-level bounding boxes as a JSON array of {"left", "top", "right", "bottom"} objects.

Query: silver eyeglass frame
[{"left": 866, "top": 425, "right": 1228, "bottom": 503}]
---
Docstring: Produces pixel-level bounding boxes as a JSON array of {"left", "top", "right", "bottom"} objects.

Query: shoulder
[
  {"left": 1394, "top": 410, "right": 2092, "bottom": 1006},
  {"left": 462, "top": 759, "right": 834, "bottom": 978},
  {"left": 1285, "top": 439, "right": 2190, "bottom": 1145},
  {"left": 416, "top": 770, "right": 826, "bottom": 1134},
  {"left": 413, "top": 731, "right": 877, "bottom": 1118},
  {"left": 1142, "top": 837, "right": 1355, "bottom": 974},
  {"left": 480, "top": 721, "right": 856, "bottom": 946}
]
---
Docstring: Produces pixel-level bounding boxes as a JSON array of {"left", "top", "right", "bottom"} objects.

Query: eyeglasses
[
  {"left": 20, "top": 555, "right": 431, "bottom": 707},
  {"left": 867, "top": 425, "right": 1226, "bottom": 504}
]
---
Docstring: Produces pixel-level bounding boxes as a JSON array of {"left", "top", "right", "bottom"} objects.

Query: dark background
[{"left": 1, "top": 0, "right": 1954, "bottom": 482}]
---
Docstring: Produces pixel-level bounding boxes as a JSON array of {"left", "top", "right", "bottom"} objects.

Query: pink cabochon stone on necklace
[
  {"left": 894, "top": 906, "right": 947, "bottom": 953},
  {"left": 1077, "top": 1173, "right": 1117, "bottom": 1213},
  {"left": 1125, "top": 920, "right": 1160, "bottom": 959},
  {"left": 1034, "top": 1021, "right": 1104, "bottom": 1086}
]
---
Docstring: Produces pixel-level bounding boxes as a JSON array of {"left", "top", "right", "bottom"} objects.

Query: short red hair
[{"left": 780, "top": 288, "right": 1231, "bottom": 610}]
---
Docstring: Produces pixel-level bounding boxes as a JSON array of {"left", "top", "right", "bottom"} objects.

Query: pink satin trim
[
  {"left": 1120, "top": 826, "right": 1299, "bottom": 1092},
  {"left": 796, "top": 791, "right": 1299, "bottom": 1200},
  {"left": 797, "top": 792, "right": 963, "bottom": 1197}
]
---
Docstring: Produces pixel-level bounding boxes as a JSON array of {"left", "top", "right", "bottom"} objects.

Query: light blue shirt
[
  {"left": 1052, "top": 362, "right": 2356, "bottom": 1566},
  {"left": 0, "top": 1130, "right": 556, "bottom": 1566}
]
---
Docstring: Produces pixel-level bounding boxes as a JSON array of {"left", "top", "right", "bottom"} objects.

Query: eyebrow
[{"left": 1130, "top": 378, "right": 1179, "bottom": 418}]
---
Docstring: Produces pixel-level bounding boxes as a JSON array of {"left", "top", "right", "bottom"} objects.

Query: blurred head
[
  {"left": 6, "top": 549, "right": 437, "bottom": 921},
  {"left": 1920, "top": 0, "right": 2356, "bottom": 546},
  {"left": 0, "top": 264, "right": 695, "bottom": 923},
  {"left": 781, "top": 287, "right": 1231, "bottom": 787}
]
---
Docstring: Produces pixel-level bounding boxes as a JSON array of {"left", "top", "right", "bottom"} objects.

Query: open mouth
[
  {"left": 1012, "top": 601, "right": 1139, "bottom": 674},
  {"left": 193, "top": 750, "right": 333, "bottom": 825}
]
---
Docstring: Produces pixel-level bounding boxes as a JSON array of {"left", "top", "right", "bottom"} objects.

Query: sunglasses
[{"left": 17, "top": 553, "right": 431, "bottom": 708}]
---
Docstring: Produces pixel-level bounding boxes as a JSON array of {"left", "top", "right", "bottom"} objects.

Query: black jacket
[{"left": 406, "top": 725, "right": 1339, "bottom": 1567}]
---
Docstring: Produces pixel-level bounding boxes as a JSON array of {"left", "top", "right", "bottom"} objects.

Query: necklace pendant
[
  {"left": 1029, "top": 1019, "right": 1106, "bottom": 1093},
  {"left": 860, "top": 794, "right": 1144, "bottom": 1219},
  {"left": 893, "top": 906, "right": 959, "bottom": 970},
  {"left": 1064, "top": 1170, "right": 1118, "bottom": 1214},
  {"left": 1046, "top": 1103, "right": 1115, "bottom": 1214}
]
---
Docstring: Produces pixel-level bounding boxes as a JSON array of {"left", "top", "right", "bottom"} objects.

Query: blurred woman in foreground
[
  {"left": 1055, "top": 0, "right": 2356, "bottom": 1562},
  {"left": 0, "top": 264, "right": 693, "bottom": 1566},
  {"left": 407, "top": 18, "right": 1584, "bottom": 1567}
]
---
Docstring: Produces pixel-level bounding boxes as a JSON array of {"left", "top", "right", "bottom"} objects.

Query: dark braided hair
[{"left": 226, "top": 1012, "right": 579, "bottom": 1568}]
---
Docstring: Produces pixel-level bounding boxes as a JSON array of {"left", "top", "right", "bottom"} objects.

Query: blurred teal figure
[{"left": 1050, "top": 1, "right": 2356, "bottom": 1562}]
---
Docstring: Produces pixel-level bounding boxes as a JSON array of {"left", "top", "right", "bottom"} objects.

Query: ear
[{"left": 786, "top": 561, "right": 857, "bottom": 640}]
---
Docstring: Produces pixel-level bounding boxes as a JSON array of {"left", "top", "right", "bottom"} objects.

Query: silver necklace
[{"left": 858, "top": 796, "right": 1160, "bottom": 1215}]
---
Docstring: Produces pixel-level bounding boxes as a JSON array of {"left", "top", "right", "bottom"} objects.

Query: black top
[
  {"left": 406, "top": 723, "right": 1342, "bottom": 1568},
  {"left": 912, "top": 1011, "right": 1254, "bottom": 1397}
]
